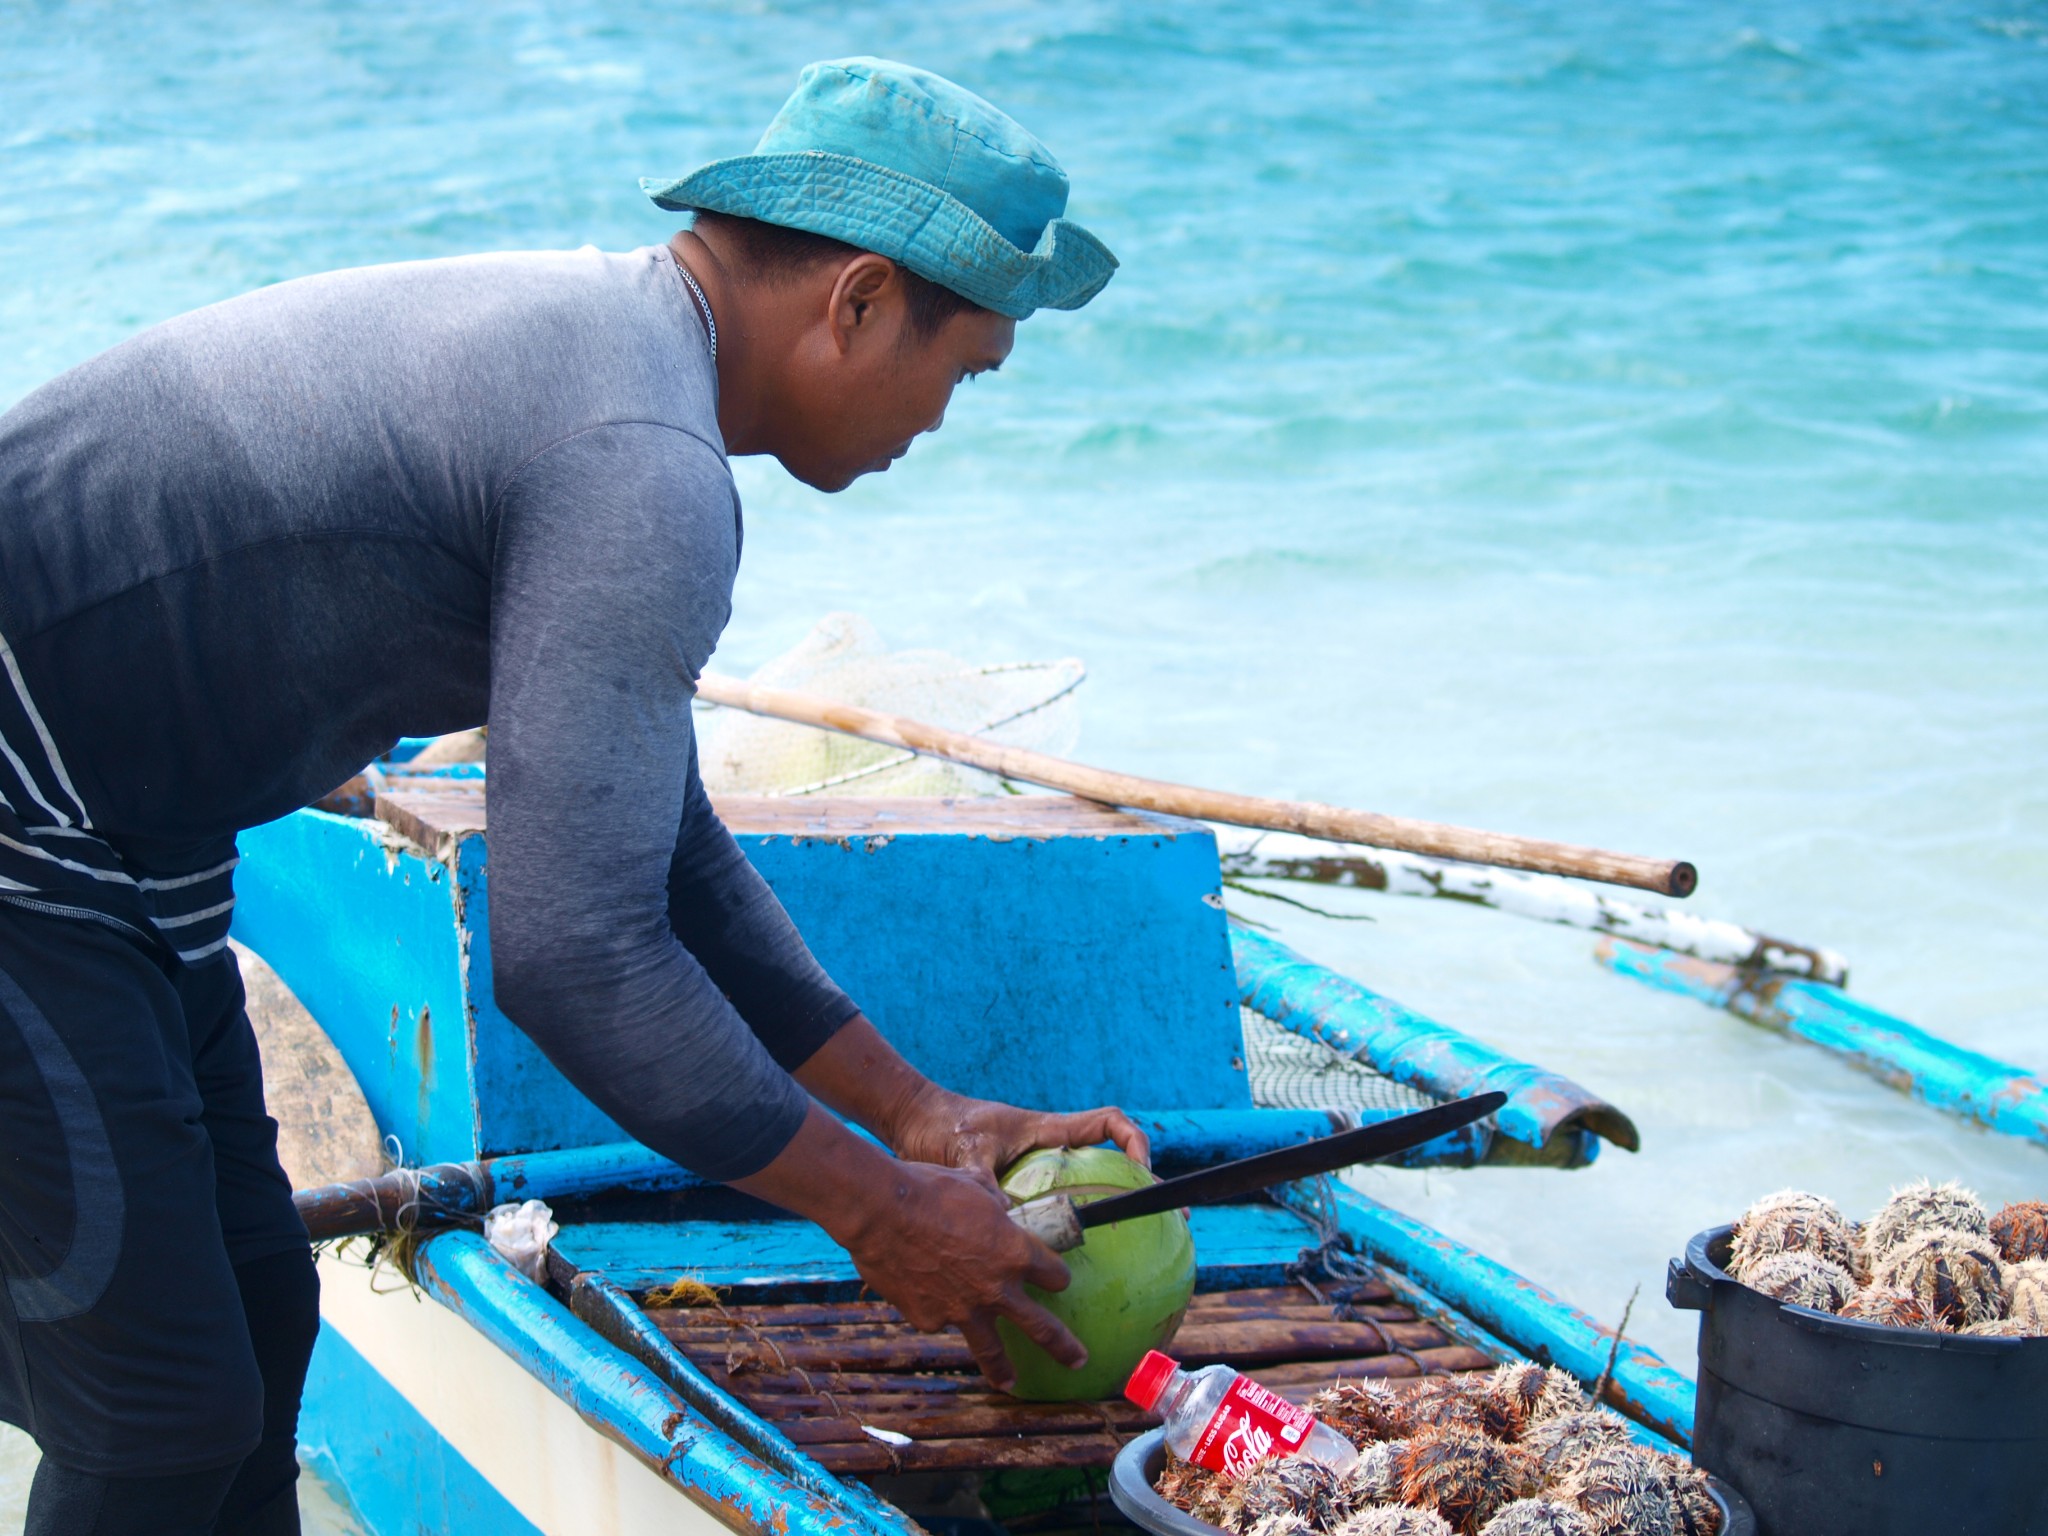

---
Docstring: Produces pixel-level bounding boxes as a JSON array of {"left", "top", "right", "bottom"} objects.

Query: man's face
[{"left": 779, "top": 298, "right": 1015, "bottom": 493}]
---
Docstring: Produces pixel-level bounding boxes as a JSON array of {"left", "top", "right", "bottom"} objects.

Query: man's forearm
[
  {"left": 730, "top": 1098, "right": 902, "bottom": 1239},
  {"left": 791, "top": 1012, "right": 939, "bottom": 1150}
]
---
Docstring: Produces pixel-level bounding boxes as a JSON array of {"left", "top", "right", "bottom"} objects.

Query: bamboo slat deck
[{"left": 643, "top": 1279, "right": 1493, "bottom": 1475}]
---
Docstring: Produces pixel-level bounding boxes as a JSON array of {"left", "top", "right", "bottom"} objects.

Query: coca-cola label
[{"left": 1189, "top": 1375, "right": 1316, "bottom": 1477}]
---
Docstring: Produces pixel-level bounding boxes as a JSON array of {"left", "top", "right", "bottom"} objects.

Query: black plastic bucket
[
  {"left": 1108, "top": 1427, "right": 1756, "bottom": 1536},
  {"left": 1669, "top": 1222, "right": 2048, "bottom": 1535}
]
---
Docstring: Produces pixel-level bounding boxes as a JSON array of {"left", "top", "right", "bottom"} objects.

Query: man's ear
[{"left": 827, "top": 254, "right": 903, "bottom": 355}]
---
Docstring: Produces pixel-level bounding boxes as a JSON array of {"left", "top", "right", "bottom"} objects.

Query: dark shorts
[{"left": 0, "top": 900, "right": 309, "bottom": 1477}]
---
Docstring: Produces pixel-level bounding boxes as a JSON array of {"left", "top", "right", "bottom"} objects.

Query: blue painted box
[{"left": 232, "top": 791, "right": 1251, "bottom": 1163}]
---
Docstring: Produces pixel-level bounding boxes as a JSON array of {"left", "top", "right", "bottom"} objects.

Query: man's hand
[
  {"left": 794, "top": 1014, "right": 1151, "bottom": 1186},
  {"left": 838, "top": 1157, "right": 1084, "bottom": 1391},
  {"left": 758, "top": 1015, "right": 1150, "bottom": 1388},
  {"left": 733, "top": 1102, "right": 1086, "bottom": 1390},
  {"left": 885, "top": 1083, "right": 1151, "bottom": 1191}
]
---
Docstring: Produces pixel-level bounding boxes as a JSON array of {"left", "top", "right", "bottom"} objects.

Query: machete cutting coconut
[
  {"left": 993, "top": 1095, "right": 1504, "bottom": 1399},
  {"left": 997, "top": 1147, "right": 1196, "bottom": 1401}
]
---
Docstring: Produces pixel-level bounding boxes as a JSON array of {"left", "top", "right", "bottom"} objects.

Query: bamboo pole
[
  {"left": 1213, "top": 829, "right": 1825, "bottom": 975},
  {"left": 694, "top": 675, "right": 1698, "bottom": 898}
]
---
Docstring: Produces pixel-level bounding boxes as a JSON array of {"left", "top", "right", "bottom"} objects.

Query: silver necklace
[{"left": 673, "top": 255, "right": 718, "bottom": 363}]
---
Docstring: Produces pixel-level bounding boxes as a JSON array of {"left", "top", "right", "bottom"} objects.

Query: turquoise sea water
[{"left": 3, "top": 0, "right": 2045, "bottom": 1513}]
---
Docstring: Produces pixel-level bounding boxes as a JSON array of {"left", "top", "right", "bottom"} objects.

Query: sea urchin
[
  {"left": 1482, "top": 1363, "right": 1586, "bottom": 1439},
  {"left": 1739, "top": 1251, "right": 1857, "bottom": 1313},
  {"left": 1863, "top": 1179, "right": 1990, "bottom": 1261},
  {"left": 1555, "top": 1445, "right": 1676, "bottom": 1536},
  {"left": 1730, "top": 1194, "right": 1855, "bottom": 1279},
  {"left": 1329, "top": 1507, "right": 1455, "bottom": 1536},
  {"left": 1396, "top": 1425, "right": 1538, "bottom": 1533},
  {"left": 1476, "top": 1501, "right": 1594, "bottom": 1536},
  {"left": 1345, "top": 1440, "right": 1408, "bottom": 1507},
  {"left": 1229, "top": 1452, "right": 1357, "bottom": 1531},
  {"left": 2001, "top": 1258, "right": 2048, "bottom": 1334},
  {"left": 1871, "top": 1227, "right": 2005, "bottom": 1328},
  {"left": 1521, "top": 1412, "right": 1632, "bottom": 1478},
  {"left": 1838, "top": 1284, "right": 1945, "bottom": 1332},
  {"left": 1650, "top": 1452, "right": 1722, "bottom": 1536},
  {"left": 1991, "top": 1201, "right": 2048, "bottom": 1265},
  {"left": 1400, "top": 1376, "right": 1492, "bottom": 1437},
  {"left": 1309, "top": 1379, "right": 1411, "bottom": 1446}
]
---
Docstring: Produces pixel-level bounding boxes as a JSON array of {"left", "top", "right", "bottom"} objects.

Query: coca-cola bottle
[{"left": 1124, "top": 1350, "right": 1358, "bottom": 1476}]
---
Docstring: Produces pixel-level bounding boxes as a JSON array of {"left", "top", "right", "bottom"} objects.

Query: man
[{"left": 0, "top": 56, "right": 1133, "bottom": 1535}]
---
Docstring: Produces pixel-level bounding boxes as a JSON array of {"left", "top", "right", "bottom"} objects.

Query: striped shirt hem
[{"left": 0, "top": 633, "right": 235, "bottom": 963}]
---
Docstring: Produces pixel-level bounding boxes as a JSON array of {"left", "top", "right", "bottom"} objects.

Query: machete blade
[{"left": 1077, "top": 1090, "right": 1507, "bottom": 1231}]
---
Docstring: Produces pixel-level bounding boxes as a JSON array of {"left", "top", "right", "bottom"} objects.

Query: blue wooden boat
[{"left": 239, "top": 765, "right": 1698, "bottom": 1536}]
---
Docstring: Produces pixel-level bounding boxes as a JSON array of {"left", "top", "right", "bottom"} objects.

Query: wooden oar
[{"left": 694, "top": 675, "right": 1698, "bottom": 897}]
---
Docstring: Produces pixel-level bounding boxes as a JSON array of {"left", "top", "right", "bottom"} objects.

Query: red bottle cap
[{"left": 1124, "top": 1350, "right": 1180, "bottom": 1410}]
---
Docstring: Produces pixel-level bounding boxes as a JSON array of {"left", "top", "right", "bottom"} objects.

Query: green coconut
[{"left": 995, "top": 1146, "right": 1196, "bottom": 1400}]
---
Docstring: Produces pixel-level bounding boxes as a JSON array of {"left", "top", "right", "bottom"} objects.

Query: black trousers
[{"left": 0, "top": 901, "right": 317, "bottom": 1534}]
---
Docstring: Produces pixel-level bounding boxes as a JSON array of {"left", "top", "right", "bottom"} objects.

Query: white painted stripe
[
  {"left": 0, "top": 632, "right": 89, "bottom": 828},
  {"left": 137, "top": 856, "right": 240, "bottom": 891},
  {"left": 151, "top": 897, "right": 236, "bottom": 929},
  {"left": 0, "top": 729, "right": 70, "bottom": 829},
  {"left": 315, "top": 1252, "right": 730, "bottom": 1536},
  {"left": 0, "top": 830, "right": 135, "bottom": 884}
]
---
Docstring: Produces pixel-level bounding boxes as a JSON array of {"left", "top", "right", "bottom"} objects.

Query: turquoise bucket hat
[{"left": 642, "top": 57, "right": 1115, "bottom": 321}]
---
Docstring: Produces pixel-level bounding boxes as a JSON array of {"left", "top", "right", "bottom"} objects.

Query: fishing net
[
  {"left": 1239, "top": 1006, "right": 1443, "bottom": 1118},
  {"left": 696, "top": 612, "right": 1085, "bottom": 797}
]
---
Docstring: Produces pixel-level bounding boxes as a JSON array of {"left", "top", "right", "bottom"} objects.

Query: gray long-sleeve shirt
[{"left": 0, "top": 244, "right": 856, "bottom": 1181}]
